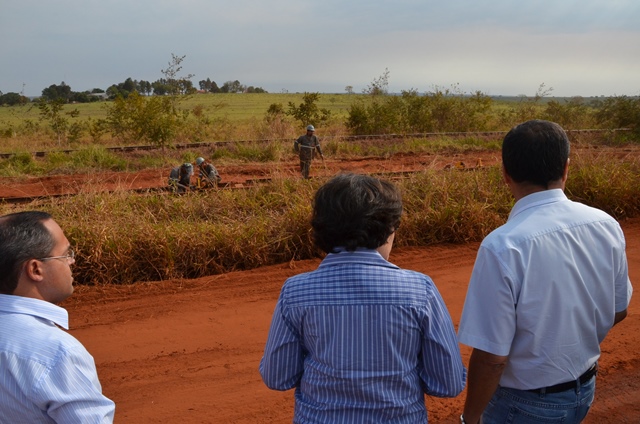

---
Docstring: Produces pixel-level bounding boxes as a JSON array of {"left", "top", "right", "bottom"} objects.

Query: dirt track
[
  {"left": 0, "top": 150, "right": 501, "bottom": 200},
  {"left": 61, "top": 218, "right": 639, "bottom": 423},
  {"left": 2, "top": 147, "right": 639, "bottom": 422}
]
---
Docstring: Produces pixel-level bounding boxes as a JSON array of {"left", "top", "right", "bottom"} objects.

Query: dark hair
[
  {"left": 0, "top": 211, "right": 55, "bottom": 294},
  {"left": 311, "top": 173, "right": 402, "bottom": 253},
  {"left": 502, "top": 120, "right": 570, "bottom": 189}
]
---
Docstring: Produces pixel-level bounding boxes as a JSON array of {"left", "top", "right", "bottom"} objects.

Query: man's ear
[
  {"left": 24, "top": 259, "right": 45, "bottom": 282},
  {"left": 563, "top": 158, "right": 570, "bottom": 182},
  {"left": 502, "top": 164, "right": 512, "bottom": 184}
]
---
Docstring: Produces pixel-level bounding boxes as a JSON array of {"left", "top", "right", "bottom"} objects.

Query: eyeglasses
[{"left": 38, "top": 249, "right": 75, "bottom": 264}]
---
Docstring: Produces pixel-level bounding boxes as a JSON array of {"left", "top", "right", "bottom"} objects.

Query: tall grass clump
[
  {"left": 0, "top": 151, "right": 42, "bottom": 176},
  {"left": 30, "top": 175, "right": 320, "bottom": 285},
  {"left": 234, "top": 140, "right": 286, "bottom": 162},
  {"left": 566, "top": 150, "right": 640, "bottom": 220},
  {"left": 34, "top": 146, "right": 128, "bottom": 175},
  {"left": 321, "top": 136, "right": 502, "bottom": 160},
  {"left": 203, "top": 140, "right": 290, "bottom": 163},
  {"left": 397, "top": 167, "right": 510, "bottom": 245},
  {"left": 67, "top": 145, "right": 128, "bottom": 172}
]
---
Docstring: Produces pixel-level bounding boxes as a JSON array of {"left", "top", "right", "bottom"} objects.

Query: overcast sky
[{"left": 2, "top": 0, "right": 639, "bottom": 97}]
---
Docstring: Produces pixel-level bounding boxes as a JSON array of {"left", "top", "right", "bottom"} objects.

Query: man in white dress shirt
[
  {"left": 458, "top": 120, "right": 632, "bottom": 424},
  {"left": 0, "top": 210, "right": 115, "bottom": 423}
]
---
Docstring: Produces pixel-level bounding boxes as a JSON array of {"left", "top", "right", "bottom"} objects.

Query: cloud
[{"left": 1, "top": 0, "right": 639, "bottom": 96}]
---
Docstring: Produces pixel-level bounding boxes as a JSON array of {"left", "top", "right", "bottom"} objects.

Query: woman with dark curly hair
[{"left": 260, "top": 173, "right": 466, "bottom": 424}]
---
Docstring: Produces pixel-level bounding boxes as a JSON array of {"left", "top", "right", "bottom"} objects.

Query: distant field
[
  {"left": 0, "top": 93, "right": 367, "bottom": 127},
  {"left": 3, "top": 91, "right": 632, "bottom": 154},
  {"left": 183, "top": 92, "right": 360, "bottom": 121},
  {"left": 0, "top": 91, "right": 611, "bottom": 128}
]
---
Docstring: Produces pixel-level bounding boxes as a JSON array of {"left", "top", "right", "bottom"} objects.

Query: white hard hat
[
  {"left": 306, "top": 125, "right": 315, "bottom": 131},
  {"left": 196, "top": 157, "right": 205, "bottom": 165}
]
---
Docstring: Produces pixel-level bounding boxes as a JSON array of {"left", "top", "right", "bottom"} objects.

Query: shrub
[
  {"left": 0, "top": 151, "right": 40, "bottom": 176},
  {"left": 593, "top": 95, "right": 640, "bottom": 139},
  {"left": 346, "top": 86, "right": 494, "bottom": 135}
]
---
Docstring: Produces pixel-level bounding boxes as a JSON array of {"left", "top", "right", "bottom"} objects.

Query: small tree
[
  {"left": 41, "top": 82, "right": 72, "bottom": 102},
  {"left": 363, "top": 68, "right": 390, "bottom": 96},
  {"left": 0, "top": 92, "right": 28, "bottom": 106},
  {"left": 151, "top": 79, "right": 170, "bottom": 96},
  {"left": 106, "top": 91, "right": 185, "bottom": 148},
  {"left": 220, "top": 80, "right": 246, "bottom": 93},
  {"left": 105, "top": 54, "right": 194, "bottom": 148},
  {"left": 286, "top": 92, "right": 331, "bottom": 128},
  {"left": 161, "top": 54, "right": 195, "bottom": 97},
  {"left": 543, "top": 97, "right": 592, "bottom": 130},
  {"left": 38, "top": 98, "right": 79, "bottom": 145},
  {"left": 499, "top": 83, "right": 553, "bottom": 127},
  {"left": 594, "top": 95, "right": 640, "bottom": 137}
]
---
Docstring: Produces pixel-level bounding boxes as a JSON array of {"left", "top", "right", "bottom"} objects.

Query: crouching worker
[
  {"left": 168, "top": 162, "right": 194, "bottom": 193},
  {"left": 195, "top": 157, "right": 221, "bottom": 188},
  {"left": 0, "top": 211, "right": 115, "bottom": 423},
  {"left": 260, "top": 173, "right": 466, "bottom": 423}
]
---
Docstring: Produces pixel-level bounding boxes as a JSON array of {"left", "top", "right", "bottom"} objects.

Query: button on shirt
[
  {"left": 0, "top": 294, "right": 115, "bottom": 423},
  {"left": 458, "top": 189, "right": 633, "bottom": 390},
  {"left": 260, "top": 249, "right": 466, "bottom": 423}
]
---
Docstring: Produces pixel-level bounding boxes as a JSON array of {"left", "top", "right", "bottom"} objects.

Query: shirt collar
[
  {"left": 0, "top": 294, "right": 69, "bottom": 329},
  {"left": 318, "top": 248, "right": 400, "bottom": 269},
  {"left": 509, "top": 189, "right": 568, "bottom": 221}
]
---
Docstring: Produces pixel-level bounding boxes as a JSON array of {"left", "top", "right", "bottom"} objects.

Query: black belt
[{"left": 527, "top": 363, "right": 598, "bottom": 394}]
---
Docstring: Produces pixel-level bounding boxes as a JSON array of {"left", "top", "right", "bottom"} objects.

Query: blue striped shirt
[
  {"left": 260, "top": 249, "right": 466, "bottom": 423},
  {"left": 0, "top": 294, "right": 115, "bottom": 423}
]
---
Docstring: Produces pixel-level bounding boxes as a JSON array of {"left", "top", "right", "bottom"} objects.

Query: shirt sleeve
[
  {"left": 614, "top": 229, "right": 633, "bottom": 313},
  {"left": 259, "top": 295, "right": 305, "bottom": 390},
  {"left": 35, "top": 344, "right": 115, "bottom": 423},
  {"left": 417, "top": 282, "right": 467, "bottom": 397},
  {"left": 458, "top": 246, "right": 517, "bottom": 356},
  {"left": 314, "top": 137, "right": 323, "bottom": 155}
]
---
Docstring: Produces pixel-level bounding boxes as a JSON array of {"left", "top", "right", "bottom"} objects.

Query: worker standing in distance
[{"left": 294, "top": 124, "right": 324, "bottom": 179}]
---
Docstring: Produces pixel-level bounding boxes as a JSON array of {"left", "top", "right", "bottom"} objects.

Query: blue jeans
[{"left": 483, "top": 377, "right": 595, "bottom": 423}]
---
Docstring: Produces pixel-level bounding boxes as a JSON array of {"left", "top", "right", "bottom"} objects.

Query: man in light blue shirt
[
  {"left": 458, "top": 120, "right": 633, "bottom": 424},
  {"left": 260, "top": 173, "right": 466, "bottom": 423},
  {"left": 0, "top": 211, "right": 115, "bottom": 423}
]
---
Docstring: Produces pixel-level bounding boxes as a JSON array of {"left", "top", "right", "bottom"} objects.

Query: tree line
[
  {"left": 3, "top": 58, "right": 639, "bottom": 147},
  {"left": 0, "top": 77, "right": 266, "bottom": 106}
]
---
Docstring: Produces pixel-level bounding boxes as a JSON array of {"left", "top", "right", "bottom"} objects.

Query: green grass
[
  {"left": 0, "top": 93, "right": 361, "bottom": 128},
  {"left": 181, "top": 92, "right": 359, "bottom": 122},
  {"left": 0, "top": 93, "right": 371, "bottom": 152}
]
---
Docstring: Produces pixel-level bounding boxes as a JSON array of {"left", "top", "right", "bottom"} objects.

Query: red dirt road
[{"left": 62, "top": 218, "right": 639, "bottom": 423}]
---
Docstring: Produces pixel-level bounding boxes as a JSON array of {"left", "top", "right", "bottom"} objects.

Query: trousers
[
  {"left": 482, "top": 376, "right": 595, "bottom": 423},
  {"left": 300, "top": 160, "right": 312, "bottom": 179}
]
